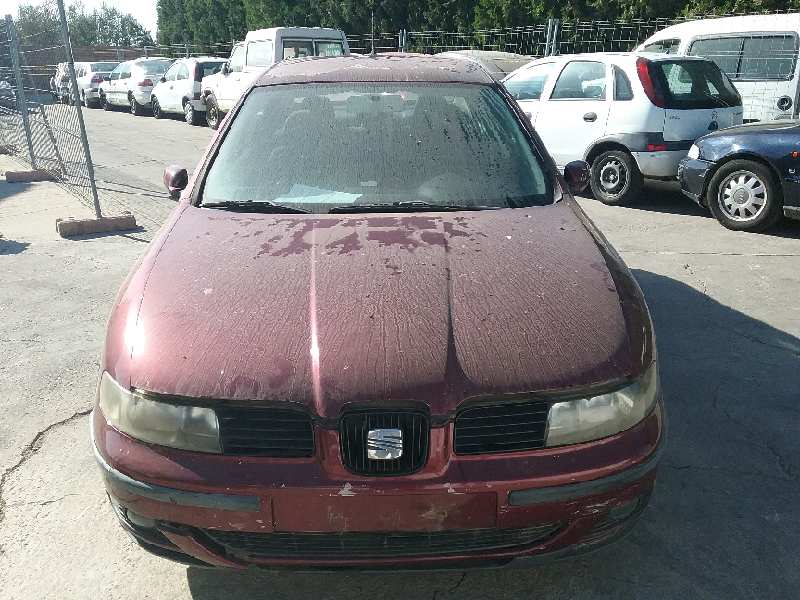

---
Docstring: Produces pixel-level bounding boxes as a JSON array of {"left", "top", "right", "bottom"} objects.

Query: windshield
[
  {"left": 91, "top": 62, "right": 118, "bottom": 72},
  {"left": 141, "top": 60, "right": 173, "bottom": 75},
  {"left": 201, "top": 83, "right": 552, "bottom": 213},
  {"left": 653, "top": 60, "right": 741, "bottom": 109},
  {"left": 198, "top": 61, "right": 225, "bottom": 79}
]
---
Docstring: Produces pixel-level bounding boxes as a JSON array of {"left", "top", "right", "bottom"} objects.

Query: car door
[
  {"left": 173, "top": 62, "right": 191, "bottom": 110},
  {"left": 219, "top": 45, "right": 246, "bottom": 111},
  {"left": 157, "top": 63, "right": 180, "bottom": 111},
  {"left": 503, "top": 62, "right": 556, "bottom": 123},
  {"left": 115, "top": 63, "right": 131, "bottom": 105},
  {"left": 107, "top": 65, "right": 122, "bottom": 104},
  {"left": 532, "top": 60, "right": 611, "bottom": 167}
]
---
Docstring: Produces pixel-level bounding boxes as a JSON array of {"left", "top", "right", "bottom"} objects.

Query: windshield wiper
[
  {"left": 201, "top": 201, "right": 310, "bottom": 214},
  {"left": 328, "top": 201, "right": 502, "bottom": 214}
]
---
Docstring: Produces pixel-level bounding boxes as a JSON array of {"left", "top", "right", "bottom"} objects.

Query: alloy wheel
[
  {"left": 717, "top": 170, "right": 768, "bottom": 222},
  {"left": 599, "top": 157, "right": 627, "bottom": 195}
]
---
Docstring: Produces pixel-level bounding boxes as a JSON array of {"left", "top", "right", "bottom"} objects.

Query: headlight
[
  {"left": 97, "top": 372, "right": 221, "bottom": 453},
  {"left": 546, "top": 363, "right": 659, "bottom": 447},
  {"left": 686, "top": 144, "right": 700, "bottom": 160}
]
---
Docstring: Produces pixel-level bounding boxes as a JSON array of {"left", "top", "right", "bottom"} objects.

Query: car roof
[
  {"left": 639, "top": 13, "right": 800, "bottom": 45},
  {"left": 255, "top": 54, "right": 496, "bottom": 86},
  {"left": 246, "top": 27, "right": 345, "bottom": 42}
]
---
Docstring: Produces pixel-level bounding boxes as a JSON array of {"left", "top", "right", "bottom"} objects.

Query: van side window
[
  {"left": 740, "top": 35, "right": 798, "bottom": 80},
  {"left": 689, "top": 37, "right": 744, "bottom": 78},
  {"left": 229, "top": 46, "right": 246, "bottom": 73},
  {"left": 504, "top": 63, "right": 554, "bottom": 100},
  {"left": 643, "top": 39, "right": 680, "bottom": 54},
  {"left": 247, "top": 41, "right": 274, "bottom": 67},
  {"left": 613, "top": 66, "right": 633, "bottom": 101},
  {"left": 550, "top": 61, "right": 606, "bottom": 100}
]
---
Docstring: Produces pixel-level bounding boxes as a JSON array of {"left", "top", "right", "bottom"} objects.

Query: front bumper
[
  {"left": 630, "top": 150, "right": 688, "bottom": 179},
  {"left": 93, "top": 402, "right": 664, "bottom": 569},
  {"left": 678, "top": 157, "right": 714, "bottom": 205}
]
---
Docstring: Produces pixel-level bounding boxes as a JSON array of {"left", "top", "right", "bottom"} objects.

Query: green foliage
[
  {"left": 13, "top": 2, "right": 153, "bottom": 47},
  {"left": 150, "top": 0, "right": 800, "bottom": 44}
]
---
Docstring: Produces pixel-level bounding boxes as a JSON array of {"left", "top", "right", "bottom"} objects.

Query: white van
[
  {"left": 202, "top": 27, "right": 349, "bottom": 129},
  {"left": 637, "top": 14, "right": 800, "bottom": 122}
]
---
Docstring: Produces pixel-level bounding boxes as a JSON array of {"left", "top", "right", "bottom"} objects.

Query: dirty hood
[{"left": 128, "top": 203, "right": 635, "bottom": 418}]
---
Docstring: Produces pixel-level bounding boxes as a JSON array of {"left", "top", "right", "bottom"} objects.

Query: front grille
[
  {"left": 217, "top": 406, "right": 314, "bottom": 457},
  {"left": 454, "top": 401, "right": 550, "bottom": 455},
  {"left": 339, "top": 410, "right": 428, "bottom": 476},
  {"left": 203, "top": 524, "right": 559, "bottom": 560}
]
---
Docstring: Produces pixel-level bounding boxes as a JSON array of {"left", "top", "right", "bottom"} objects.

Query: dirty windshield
[{"left": 201, "top": 83, "right": 553, "bottom": 213}]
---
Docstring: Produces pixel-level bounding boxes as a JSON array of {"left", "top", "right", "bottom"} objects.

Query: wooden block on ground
[
  {"left": 56, "top": 213, "right": 138, "bottom": 238},
  {"left": 5, "top": 169, "right": 57, "bottom": 182}
]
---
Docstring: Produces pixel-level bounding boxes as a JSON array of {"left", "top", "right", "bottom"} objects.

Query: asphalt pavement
[{"left": 1, "top": 109, "right": 799, "bottom": 600}]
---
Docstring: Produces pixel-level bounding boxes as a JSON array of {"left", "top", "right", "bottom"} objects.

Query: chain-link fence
[{"left": 0, "top": 0, "right": 101, "bottom": 216}]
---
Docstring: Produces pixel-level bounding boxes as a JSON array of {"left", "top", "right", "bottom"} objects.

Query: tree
[{"left": 13, "top": 2, "right": 154, "bottom": 47}]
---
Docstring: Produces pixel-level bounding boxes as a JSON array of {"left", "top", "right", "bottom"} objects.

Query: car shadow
[
  {"left": 0, "top": 181, "right": 32, "bottom": 203},
  {"left": 185, "top": 271, "right": 800, "bottom": 600},
  {"left": 0, "top": 236, "right": 29, "bottom": 255}
]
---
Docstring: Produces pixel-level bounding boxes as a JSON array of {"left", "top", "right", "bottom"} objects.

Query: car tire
[
  {"left": 101, "top": 93, "right": 112, "bottom": 111},
  {"left": 184, "top": 101, "right": 202, "bottom": 126},
  {"left": 590, "top": 150, "right": 643, "bottom": 206},
  {"left": 205, "top": 95, "right": 221, "bottom": 130},
  {"left": 707, "top": 160, "right": 783, "bottom": 232},
  {"left": 152, "top": 97, "right": 162, "bottom": 120},
  {"left": 130, "top": 95, "right": 144, "bottom": 116}
]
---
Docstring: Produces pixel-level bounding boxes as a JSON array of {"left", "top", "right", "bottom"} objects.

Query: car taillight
[
  {"left": 138, "top": 79, "right": 153, "bottom": 87},
  {"left": 646, "top": 143, "right": 668, "bottom": 152},
  {"left": 194, "top": 66, "right": 203, "bottom": 82},
  {"left": 636, "top": 58, "right": 665, "bottom": 108}
]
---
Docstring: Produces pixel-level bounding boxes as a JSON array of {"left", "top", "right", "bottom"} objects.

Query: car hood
[
  {"left": 702, "top": 119, "right": 800, "bottom": 141},
  {"left": 122, "top": 203, "right": 639, "bottom": 418}
]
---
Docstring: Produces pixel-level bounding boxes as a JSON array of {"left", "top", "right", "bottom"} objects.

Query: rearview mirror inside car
[
  {"left": 563, "top": 160, "right": 590, "bottom": 195},
  {"left": 221, "top": 62, "right": 231, "bottom": 75},
  {"left": 163, "top": 165, "right": 189, "bottom": 200}
]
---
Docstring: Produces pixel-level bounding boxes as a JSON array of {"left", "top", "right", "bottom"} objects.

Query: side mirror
[
  {"left": 563, "top": 160, "right": 590, "bottom": 195},
  {"left": 159, "top": 76, "right": 167, "bottom": 83},
  {"left": 163, "top": 165, "right": 189, "bottom": 199}
]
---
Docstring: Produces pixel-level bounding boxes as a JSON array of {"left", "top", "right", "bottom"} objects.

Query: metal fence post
[
  {"left": 55, "top": 0, "right": 102, "bottom": 219},
  {"left": 5, "top": 15, "right": 37, "bottom": 169}
]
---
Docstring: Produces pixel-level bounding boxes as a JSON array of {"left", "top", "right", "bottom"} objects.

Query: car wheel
[
  {"left": 152, "top": 97, "right": 162, "bottom": 119},
  {"left": 101, "top": 93, "right": 112, "bottom": 111},
  {"left": 707, "top": 160, "right": 783, "bottom": 232},
  {"left": 205, "top": 96, "right": 221, "bottom": 130},
  {"left": 184, "top": 101, "right": 201, "bottom": 126},
  {"left": 590, "top": 150, "right": 643, "bottom": 206},
  {"left": 130, "top": 95, "right": 143, "bottom": 116}
]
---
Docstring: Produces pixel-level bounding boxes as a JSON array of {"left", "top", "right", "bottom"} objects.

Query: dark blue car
[{"left": 678, "top": 121, "right": 800, "bottom": 232}]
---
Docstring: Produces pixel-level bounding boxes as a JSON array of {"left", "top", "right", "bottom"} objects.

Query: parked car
[
  {"left": 73, "top": 61, "right": 119, "bottom": 108},
  {"left": 99, "top": 57, "right": 174, "bottom": 115},
  {"left": 92, "top": 54, "right": 664, "bottom": 570},
  {"left": 437, "top": 50, "right": 532, "bottom": 81},
  {"left": 0, "top": 79, "right": 15, "bottom": 110},
  {"left": 679, "top": 120, "right": 800, "bottom": 231},
  {"left": 49, "top": 62, "right": 70, "bottom": 103},
  {"left": 504, "top": 52, "right": 744, "bottom": 204},
  {"left": 151, "top": 57, "right": 227, "bottom": 125},
  {"left": 202, "top": 27, "right": 349, "bottom": 129},
  {"left": 637, "top": 13, "right": 800, "bottom": 122}
]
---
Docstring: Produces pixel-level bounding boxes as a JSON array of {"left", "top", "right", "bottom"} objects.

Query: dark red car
[{"left": 92, "top": 54, "right": 664, "bottom": 569}]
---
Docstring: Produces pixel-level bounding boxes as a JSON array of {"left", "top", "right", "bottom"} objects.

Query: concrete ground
[{"left": 1, "top": 113, "right": 799, "bottom": 599}]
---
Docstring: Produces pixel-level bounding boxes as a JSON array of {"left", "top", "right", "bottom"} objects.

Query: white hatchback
[
  {"left": 151, "top": 57, "right": 227, "bottom": 125},
  {"left": 504, "top": 52, "right": 744, "bottom": 204}
]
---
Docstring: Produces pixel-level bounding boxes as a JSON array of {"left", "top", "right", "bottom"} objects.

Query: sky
[{"left": 5, "top": 0, "right": 159, "bottom": 35}]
